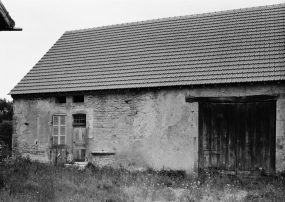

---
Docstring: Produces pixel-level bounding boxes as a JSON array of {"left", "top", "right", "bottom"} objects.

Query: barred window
[
  {"left": 73, "top": 114, "right": 86, "bottom": 126},
  {"left": 52, "top": 115, "right": 66, "bottom": 145}
]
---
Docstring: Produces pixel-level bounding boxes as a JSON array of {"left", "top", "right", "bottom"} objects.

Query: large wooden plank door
[
  {"left": 199, "top": 103, "right": 237, "bottom": 173},
  {"left": 199, "top": 101, "right": 276, "bottom": 175},
  {"left": 236, "top": 102, "right": 276, "bottom": 174}
]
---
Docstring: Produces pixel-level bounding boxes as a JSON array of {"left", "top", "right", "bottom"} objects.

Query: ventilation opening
[
  {"left": 73, "top": 95, "right": 84, "bottom": 103},
  {"left": 73, "top": 114, "right": 86, "bottom": 126},
  {"left": 55, "top": 96, "right": 66, "bottom": 103}
]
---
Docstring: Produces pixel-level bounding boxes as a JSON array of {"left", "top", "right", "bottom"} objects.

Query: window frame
[
  {"left": 52, "top": 115, "right": 67, "bottom": 145},
  {"left": 72, "top": 114, "right": 86, "bottom": 126}
]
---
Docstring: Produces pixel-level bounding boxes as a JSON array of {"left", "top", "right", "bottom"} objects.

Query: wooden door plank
[
  {"left": 236, "top": 103, "right": 248, "bottom": 171},
  {"left": 255, "top": 102, "right": 264, "bottom": 170},
  {"left": 216, "top": 104, "right": 222, "bottom": 169},
  {"left": 211, "top": 103, "right": 220, "bottom": 169},
  {"left": 262, "top": 102, "right": 270, "bottom": 173},
  {"left": 246, "top": 103, "right": 256, "bottom": 171},
  {"left": 198, "top": 103, "right": 205, "bottom": 172},
  {"left": 208, "top": 103, "right": 212, "bottom": 168},
  {"left": 203, "top": 103, "right": 211, "bottom": 168},
  {"left": 227, "top": 104, "right": 236, "bottom": 171},
  {"left": 269, "top": 101, "right": 276, "bottom": 175},
  {"left": 235, "top": 103, "right": 241, "bottom": 171},
  {"left": 220, "top": 104, "right": 229, "bottom": 170}
]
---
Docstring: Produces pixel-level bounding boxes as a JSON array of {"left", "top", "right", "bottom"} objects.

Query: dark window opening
[
  {"left": 55, "top": 96, "right": 66, "bottom": 103},
  {"left": 73, "top": 95, "right": 84, "bottom": 103},
  {"left": 73, "top": 114, "right": 86, "bottom": 126}
]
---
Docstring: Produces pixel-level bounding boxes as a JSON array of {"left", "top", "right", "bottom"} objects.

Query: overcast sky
[{"left": 1, "top": 0, "right": 285, "bottom": 100}]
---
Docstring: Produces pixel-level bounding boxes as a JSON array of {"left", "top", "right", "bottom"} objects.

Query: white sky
[{"left": 1, "top": 0, "right": 285, "bottom": 101}]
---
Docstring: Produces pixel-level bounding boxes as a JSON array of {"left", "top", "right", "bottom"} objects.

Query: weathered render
[
  {"left": 12, "top": 84, "right": 285, "bottom": 173},
  {"left": 10, "top": 4, "right": 285, "bottom": 175}
]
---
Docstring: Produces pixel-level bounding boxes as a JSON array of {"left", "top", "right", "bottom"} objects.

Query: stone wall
[{"left": 12, "top": 83, "right": 285, "bottom": 173}]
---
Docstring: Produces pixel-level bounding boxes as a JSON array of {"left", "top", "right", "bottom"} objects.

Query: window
[
  {"left": 55, "top": 96, "right": 66, "bottom": 103},
  {"left": 73, "top": 95, "right": 84, "bottom": 103},
  {"left": 73, "top": 114, "right": 86, "bottom": 126},
  {"left": 52, "top": 115, "right": 66, "bottom": 145}
]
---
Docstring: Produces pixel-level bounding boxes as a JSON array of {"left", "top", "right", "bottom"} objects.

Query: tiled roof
[
  {"left": 0, "top": 0, "right": 22, "bottom": 31},
  {"left": 10, "top": 4, "right": 285, "bottom": 95}
]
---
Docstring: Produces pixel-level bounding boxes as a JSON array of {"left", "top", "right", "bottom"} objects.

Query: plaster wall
[{"left": 12, "top": 84, "right": 285, "bottom": 173}]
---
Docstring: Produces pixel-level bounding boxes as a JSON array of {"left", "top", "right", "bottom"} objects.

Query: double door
[{"left": 199, "top": 102, "right": 276, "bottom": 175}]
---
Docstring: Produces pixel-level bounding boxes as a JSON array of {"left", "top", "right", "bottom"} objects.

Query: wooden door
[
  {"left": 199, "top": 103, "right": 237, "bottom": 174},
  {"left": 50, "top": 146, "right": 67, "bottom": 165},
  {"left": 73, "top": 127, "right": 87, "bottom": 162},
  {"left": 235, "top": 102, "right": 276, "bottom": 175},
  {"left": 199, "top": 101, "right": 276, "bottom": 175}
]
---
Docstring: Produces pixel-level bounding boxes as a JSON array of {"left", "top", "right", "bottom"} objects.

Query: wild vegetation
[
  {"left": 0, "top": 98, "right": 13, "bottom": 159},
  {"left": 0, "top": 156, "right": 284, "bottom": 202}
]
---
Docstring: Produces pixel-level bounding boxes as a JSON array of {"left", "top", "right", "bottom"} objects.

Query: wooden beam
[{"left": 186, "top": 95, "right": 279, "bottom": 103}]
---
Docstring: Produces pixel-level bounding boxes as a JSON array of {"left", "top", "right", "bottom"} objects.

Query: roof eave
[
  {"left": 0, "top": 27, "right": 22, "bottom": 31},
  {"left": 0, "top": 0, "right": 22, "bottom": 31},
  {"left": 9, "top": 80, "right": 285, "bottom": 97}
]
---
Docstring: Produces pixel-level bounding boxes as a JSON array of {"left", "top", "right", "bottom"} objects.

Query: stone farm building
[{"left": 10, "top": 4, "right": 285, "bottom": 176}]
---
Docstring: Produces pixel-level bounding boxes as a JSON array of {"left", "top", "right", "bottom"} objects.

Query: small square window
[
  {"left": 55, "top": 96, "right": 66, "bottom": 103},
  {"left": 73, "top": 114, "right": 86, "bottom": 126},
  {"left": 73, "top": 96, "right": 84, "bottom": 103}
]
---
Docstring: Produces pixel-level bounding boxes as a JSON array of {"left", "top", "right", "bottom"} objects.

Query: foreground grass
[{"left": 0, "top": 156, "right": 284, "bottom": 202}]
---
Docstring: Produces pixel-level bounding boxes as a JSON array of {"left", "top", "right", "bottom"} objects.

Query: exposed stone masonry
[{"left": 12, "top": 84, "right": 285, "bottom": 173}]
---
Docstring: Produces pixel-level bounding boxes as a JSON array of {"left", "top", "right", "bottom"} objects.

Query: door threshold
[{"left": 64, "top": 161, "right": 89, "bottom": 170}]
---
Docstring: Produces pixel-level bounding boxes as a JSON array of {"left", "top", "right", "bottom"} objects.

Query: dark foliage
[
  {"left": 0, "top": 98, "right": 13, "bottom": 123},
  {"left": 0, "top": 121, "right": 12, "bottom": 149},
  {"left": 158, "top": 169, "right": 187, "bottom": 180},
  {"left": 0, "top": 98, "right": 13, "bottom": 155},
  {"left": 0, "top": 142, "right": 12, "bottom": 160},
  {"left": 145, "top": 167, "right": 187, "bottom": 180}
]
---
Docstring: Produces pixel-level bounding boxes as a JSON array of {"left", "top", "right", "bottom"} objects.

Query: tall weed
[{"left": 0, "top": 156, "right": 285, "bottom": 201}]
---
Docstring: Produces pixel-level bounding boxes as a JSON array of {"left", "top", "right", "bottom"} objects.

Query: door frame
[{"left": 72, "top": 113, "right": 87, "bottom": 162}]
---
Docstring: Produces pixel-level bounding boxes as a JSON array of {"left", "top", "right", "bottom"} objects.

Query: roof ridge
[{"left": 65, "top": 3, "right": 285, "bottom": 34}]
